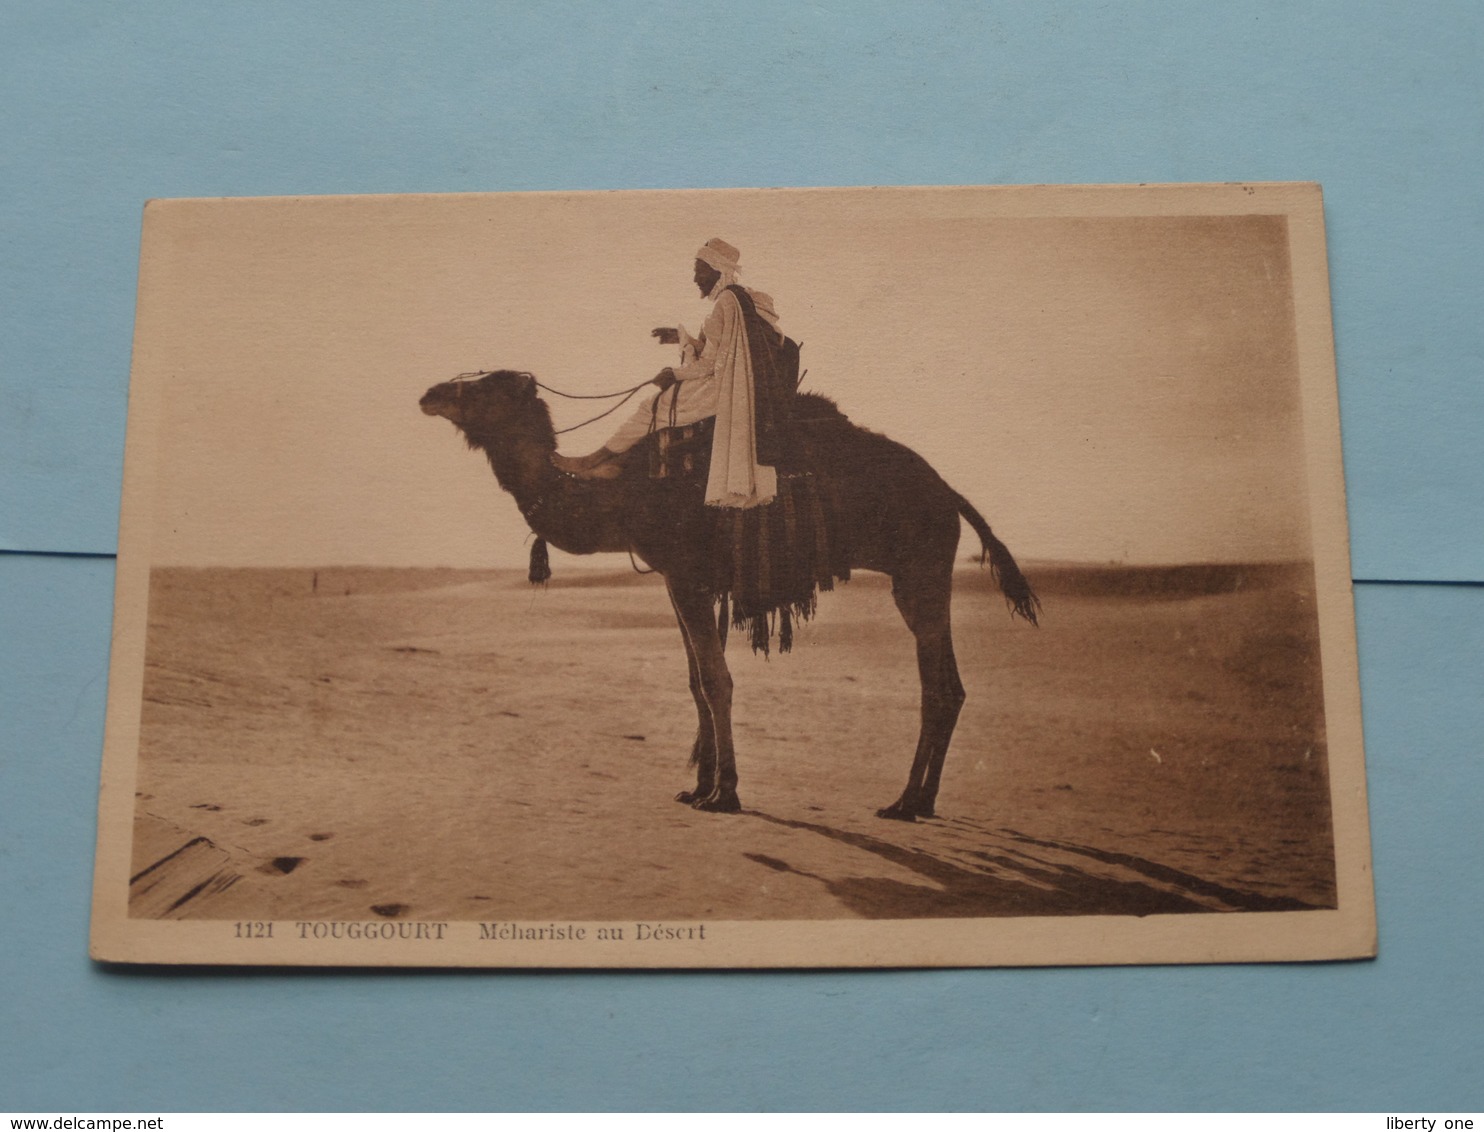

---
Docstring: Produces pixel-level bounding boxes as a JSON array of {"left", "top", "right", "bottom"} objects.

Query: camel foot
[
  {"left": 674, "top": 788, "right": 710, "bottom": 805},
  {"left": 691, "top": 787, "right": 742, "bottom": 813},
  {"left": 876, "top": 795, "right": 937, "bottom": 821},
  {"left": 876, "top": 803, "right": 919, "bottom": 822}
]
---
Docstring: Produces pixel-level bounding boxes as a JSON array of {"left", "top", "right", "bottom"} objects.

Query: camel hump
[{"left": 792, "top": 391, "right": 848, "bottom": 425}]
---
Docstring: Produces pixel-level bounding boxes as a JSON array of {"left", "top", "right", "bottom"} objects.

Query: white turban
[{"left": 696, "top": 238, "right": 740, "bottom": 299}]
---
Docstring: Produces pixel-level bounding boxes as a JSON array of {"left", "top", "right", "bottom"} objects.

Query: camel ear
[{"left": 518, "top": 372, "right": 538, "bottom": 398}]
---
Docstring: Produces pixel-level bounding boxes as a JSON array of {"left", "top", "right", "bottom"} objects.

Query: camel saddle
[
  {"left": 649, "top": 416, "right": 716, "bottom": 483},
  {"left": 640, "top": 411, "right": 849, "bottom": 656},
  {"left": 641, "top": 300, "right": 840, "bottom": 653}
]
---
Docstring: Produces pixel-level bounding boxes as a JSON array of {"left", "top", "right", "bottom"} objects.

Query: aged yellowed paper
[{"left": 91, "top": 183, "right": 1374, "bottom": 966}]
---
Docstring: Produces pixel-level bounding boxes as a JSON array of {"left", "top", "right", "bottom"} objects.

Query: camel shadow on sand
[{"left": 741, "top": 810, "right": 1321, "bottom": 919}]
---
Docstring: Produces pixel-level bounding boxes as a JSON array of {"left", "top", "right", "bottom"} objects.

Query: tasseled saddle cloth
[{"left": 650, "top": 417, "right": 850, "bottom": 655}]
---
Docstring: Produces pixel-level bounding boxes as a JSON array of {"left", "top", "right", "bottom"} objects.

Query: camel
[{"left": 420, "top": 370, "right": 1039, "bottom": 820}]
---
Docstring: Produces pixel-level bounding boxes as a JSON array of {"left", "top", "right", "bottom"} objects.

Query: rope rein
[
  {"left": 549, "top": 385, "right": 648, "bottom": 435},
  {"left": 452, "top": 370, "right": 655, "bottom": 435}
]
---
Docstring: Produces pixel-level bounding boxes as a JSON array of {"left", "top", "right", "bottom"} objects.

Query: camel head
[{"left": 420, "top": 370, "right": 551, "bottom": 444}]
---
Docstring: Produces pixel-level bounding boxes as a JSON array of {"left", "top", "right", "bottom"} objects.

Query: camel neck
[
  {"left": 458, "top": 410, "right": 563, "bottom": 533},
  {"left": 454, "top": 395, "right": 633, "bottom": 557},
  {"left": 478, "top": 432, "right": 557, "bottom": 510}
]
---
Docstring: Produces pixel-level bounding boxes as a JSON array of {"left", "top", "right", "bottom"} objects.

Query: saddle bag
[{"left": 649, "top": 416, "right": 715, "bottom": 481}]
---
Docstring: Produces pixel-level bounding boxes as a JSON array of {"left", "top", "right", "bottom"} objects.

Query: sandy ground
[{"left": 128, "top": 563, "right": 1335, "bottom": 922}]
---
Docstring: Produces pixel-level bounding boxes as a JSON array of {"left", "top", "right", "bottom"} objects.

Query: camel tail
[{"left": 953, "top": 492, "right": 1041, "bottom": 626}]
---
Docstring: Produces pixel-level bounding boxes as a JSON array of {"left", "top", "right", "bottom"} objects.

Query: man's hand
[
  {"left": 652, "top": 368, "right": 678, "bottom": 391},
  {"left": 651, "top": 327, "right": 680, "bottom": 345}
]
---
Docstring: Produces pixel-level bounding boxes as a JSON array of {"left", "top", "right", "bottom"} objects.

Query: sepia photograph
[{"left": 90, "top": 183, "right": 1374, "bottom": 966}]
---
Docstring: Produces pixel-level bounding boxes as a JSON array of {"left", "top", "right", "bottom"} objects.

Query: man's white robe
[{"left": 603, "top": 286, "right": 780, "bottom": 509}]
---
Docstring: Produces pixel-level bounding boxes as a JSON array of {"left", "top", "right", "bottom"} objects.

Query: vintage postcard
[{"left": 91, "top": 183, "right": 1375, "bottom": 967}]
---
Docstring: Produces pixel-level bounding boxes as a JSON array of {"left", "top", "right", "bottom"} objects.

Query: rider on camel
[{"left": 551, "top": 238, "right": 796, "bottom": 510}]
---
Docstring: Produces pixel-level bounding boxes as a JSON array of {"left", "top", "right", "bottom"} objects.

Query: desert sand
[{"left": 128, "top": 562, "right": 1335, "bottom": 924}]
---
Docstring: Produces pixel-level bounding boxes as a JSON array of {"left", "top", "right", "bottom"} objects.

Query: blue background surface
[{"left": 2, "top": 1, "right": 1481, "bottom": 1111}]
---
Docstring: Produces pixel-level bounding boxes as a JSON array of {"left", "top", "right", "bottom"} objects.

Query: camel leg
[
  {"left": 666, "top": 575, "right": 741, "bottom": 813},
  {"left": 669, "top": 586, "right": 717, "bottom": 803},
  {"left": 877, "top": 565, "right": 964, "bottom": 821}
]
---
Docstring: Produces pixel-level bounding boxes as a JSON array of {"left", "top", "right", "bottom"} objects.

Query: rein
[{"left": 451, "top": 370, "right": 652, "bottom": 435}]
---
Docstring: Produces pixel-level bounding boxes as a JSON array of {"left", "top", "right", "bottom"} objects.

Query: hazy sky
[{"left": 133, "top": 187, "right": 1317, "bottom": 567}]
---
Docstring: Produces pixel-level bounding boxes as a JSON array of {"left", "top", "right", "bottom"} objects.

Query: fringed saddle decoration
[
  {"left": 708, "top": 471, "right": 849, "bottom": 656},
  {"left": 643, "top": 418, "right": 847, "bottom": 655}
]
